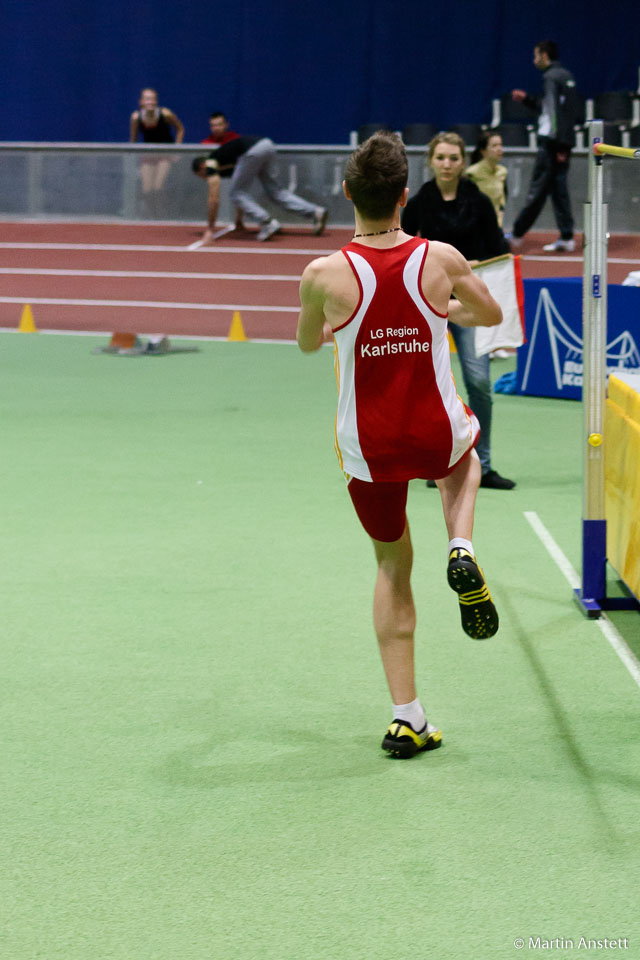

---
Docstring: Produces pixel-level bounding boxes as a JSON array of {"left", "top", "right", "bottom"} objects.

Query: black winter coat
[{"left": 401, "top": 177, "right": 509, "bottom": 262}]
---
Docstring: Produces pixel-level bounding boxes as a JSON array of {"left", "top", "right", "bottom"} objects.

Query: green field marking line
[
  {"left": 0, "top": 327, "right": 331, "bottom": 346},
  {"left": 524, "top": 510, "right": 640, "bottom": 691}
]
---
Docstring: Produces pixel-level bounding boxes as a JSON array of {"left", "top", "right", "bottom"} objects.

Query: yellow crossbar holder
[
  {"left": 227, "top": 311, "right": 248, "bottom": 341},
  {"left": 18, "top": 304, "right": 38, "bottom": 333},
  {"left": 594, "top": 143, "right": 640, "bottom": 160}
]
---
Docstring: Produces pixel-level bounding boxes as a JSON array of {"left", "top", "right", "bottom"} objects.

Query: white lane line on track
[
  {"left": 185, "top": 224, "right": 240, "bottom": 248},
  {"left": 524, "top": 510, "right": 640, "bottom": 691},
  {"left": 0, "top": 296, "right": 298, "bottom": 312},
  {"left": 0, "top": 242, "right": 638, "bottom": 264},
  {"left": 0, "top": 243, "right": 335, "bottom": 256},
  {"left": 0, "top": 268, "right": 300, "bottom": 281},
  {"left": 517, "top": 256, "right": 639, "bottom": 265}
]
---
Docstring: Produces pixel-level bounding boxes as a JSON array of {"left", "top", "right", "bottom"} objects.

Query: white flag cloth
[{"left": 472, "top": 254, "right": 525, "bottom": 357}]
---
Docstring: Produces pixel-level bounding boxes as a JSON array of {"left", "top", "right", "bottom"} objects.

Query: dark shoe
[
  {"left": 426, "top": 479, "right": 437, "bottom": 488},
  {"left": 480, "top": 469, "right": 515, "bottom": 490},
  {"left": 447, "top": 547, "right": 499, "bottom": 640},
  {"left": 382, "top": 719, "right": 442, "bottom": 759}
]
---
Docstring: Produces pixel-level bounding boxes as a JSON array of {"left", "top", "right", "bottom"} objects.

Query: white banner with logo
[{"left": 472, "top": 254, "right": 525, "bottom": 357}]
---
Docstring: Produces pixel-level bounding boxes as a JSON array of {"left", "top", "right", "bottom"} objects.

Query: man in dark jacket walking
[{"left": 509, "top": 40, "right": 578, "bottom": 252}]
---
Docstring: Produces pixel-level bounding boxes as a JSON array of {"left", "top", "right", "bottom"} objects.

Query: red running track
[{"left": 1, "top": 222, "right": 638, "bottom": 339}]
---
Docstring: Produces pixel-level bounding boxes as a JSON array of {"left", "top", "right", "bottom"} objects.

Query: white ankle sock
[
  {"left": 448, "top": 537, "right": 474, "bottom": 557},
  {"left": 392, "top": 697, "right": 426, "bottom": 732}
]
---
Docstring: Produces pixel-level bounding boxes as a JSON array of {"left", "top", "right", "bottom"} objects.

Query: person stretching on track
[
  {"left": 192, "top": 134, "right": 328, "bottom": 243},
  {"left": 297, "top": 131, "right": 502, "bottom": 759}
]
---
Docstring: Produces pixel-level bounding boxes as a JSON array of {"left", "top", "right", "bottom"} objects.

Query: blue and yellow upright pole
[{"left": 577, "top": 122, "right": 640, "bottom": 615}]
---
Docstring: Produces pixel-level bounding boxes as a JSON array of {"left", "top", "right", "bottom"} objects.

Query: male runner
[{"left": 297, "top": 132, "right": 502, "bottom": 759}]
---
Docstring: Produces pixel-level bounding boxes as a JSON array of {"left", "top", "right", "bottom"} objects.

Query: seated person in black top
[{"left": 192, "top": 134, "right": 328, "bottom": 242}]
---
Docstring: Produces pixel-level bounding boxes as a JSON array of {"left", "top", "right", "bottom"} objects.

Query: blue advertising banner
[{"left": 516, "top": 279, "right": 640, "bottom": 400}]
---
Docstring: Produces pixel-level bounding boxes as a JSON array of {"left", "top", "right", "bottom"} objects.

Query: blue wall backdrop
[{"left": 1, "top": 0, "right": 638, "bottom": 144}]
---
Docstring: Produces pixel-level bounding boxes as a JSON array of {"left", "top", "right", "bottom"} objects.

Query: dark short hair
[
  {"left": 344, "top": 131, "right": 408, "bottom": 219},
  {"left": 536, "top": 40, "right": 558, "bottom": 60},
  {"left": 191, "top": 156, "right": 207, "bottom": 173},
  {"left": 209, "top": 111, "right": 227, "bottom": 121}
]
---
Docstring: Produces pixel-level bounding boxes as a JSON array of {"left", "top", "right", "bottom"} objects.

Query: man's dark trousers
[{"left": 513, "top": 137, "right": 574, "bottom": 239}]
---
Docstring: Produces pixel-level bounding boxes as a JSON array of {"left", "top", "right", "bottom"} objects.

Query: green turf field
[{"left": 1, "top": 332, "right": 639, "bottom": 960}]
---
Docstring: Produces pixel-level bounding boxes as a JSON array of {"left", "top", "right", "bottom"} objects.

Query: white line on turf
[
  {"left": 524, "top": 510, "right": 640, "bottom": 690},
  {"left": 0, "top": 326, "right": 304, "bottom": 345},
  {"left": 524, "top": 510, "right": 580, "bottom": 589},
  {"left": 0, "top": 296, "right": 298, "bottom": 312},
  {"left": 0, "top": 268, "right": 300, "bottom": 281}
]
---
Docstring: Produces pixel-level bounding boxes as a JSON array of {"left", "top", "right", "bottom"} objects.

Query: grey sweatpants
[{"left": 230, "top": 138, "right": 317, "bottom": 224}]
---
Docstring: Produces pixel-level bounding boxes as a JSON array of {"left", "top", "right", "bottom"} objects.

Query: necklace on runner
[{"left": 352, "top": 226, "right": 402, "bottom": 238}]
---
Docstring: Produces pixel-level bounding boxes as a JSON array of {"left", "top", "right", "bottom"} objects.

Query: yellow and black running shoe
[
  {"left": 447, "top": 547, "right": 499, "bottom": 639},
  {"left": 381, "top": 719, "right": 443, "bottom": 759}
]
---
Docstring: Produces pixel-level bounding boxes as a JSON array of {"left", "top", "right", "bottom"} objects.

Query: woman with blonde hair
[{"left": 130, "top": 88, "right": 185, "bottom": 210}]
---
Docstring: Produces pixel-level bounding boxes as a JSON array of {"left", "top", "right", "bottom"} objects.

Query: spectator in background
[
  {"left": 200, "top": 111, "right": 241, "bottom": 146},
  {"left": 402, "top": 131, "right": 515, "bottom": 490},
  {"left": 509, "top": 40, "right": 578, "bottom": 252},
  {"left": 129, "top": 88, "right": 184, "bottom": 212},
  {"left": 466, "top": 131, "right": 507, "bottom": 227},
  {"left": 129, "top": 88, "right": 184, "bottom": 148},
  {"left": 192, "top": 135, "right": 328, "bottom": 243}
]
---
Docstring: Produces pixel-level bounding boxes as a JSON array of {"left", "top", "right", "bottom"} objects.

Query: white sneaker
[
  {"left": 543, "top": 238, "right": 575, "bottom": 252},
  {"left": 257, "top": 218, "right": 281, "bottom": 241},
  {"left": 313, "top": 207, "right": 328, "bottom": 236}
]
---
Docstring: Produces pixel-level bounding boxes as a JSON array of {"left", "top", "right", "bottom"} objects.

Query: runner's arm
[
  {"left": 297, "top": 260, "right": 330, "bottom": 352},
  {"left": 205, "top": 174, "right": 221, "bottom": 231},
  {"left": 448, "top": 248, "right": 502, "bottom": 327},
  {"left": 163, "top": 109, "right": 184, "bottom": 143}
]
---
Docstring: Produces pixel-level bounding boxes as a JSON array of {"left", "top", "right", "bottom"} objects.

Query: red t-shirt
[{"left": 200, "top": 130, "right": 241, "bottom": 145}]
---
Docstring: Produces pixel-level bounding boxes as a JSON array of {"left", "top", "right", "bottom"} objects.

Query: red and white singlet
[{"left": 333, "top": 236, "right": 479, "bottom": 482}]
